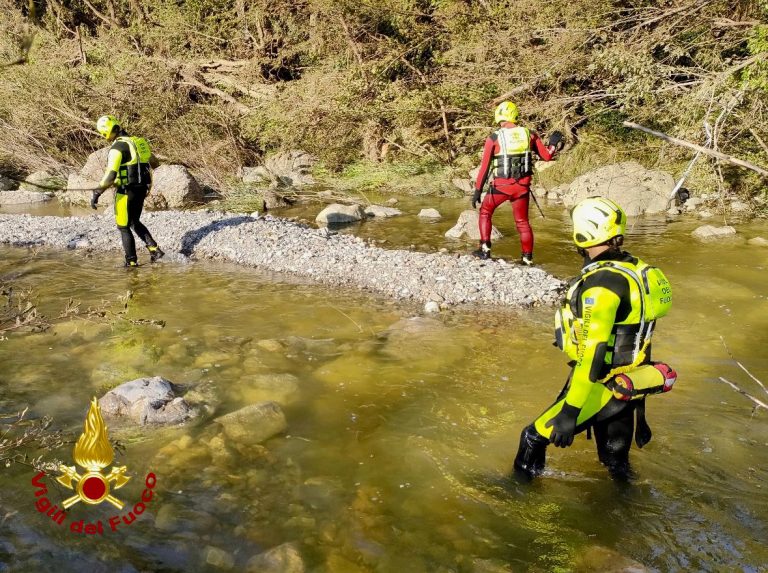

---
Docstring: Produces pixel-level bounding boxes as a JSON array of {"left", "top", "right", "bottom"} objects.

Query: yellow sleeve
[
  {"left": 99, "top": 148, "right": 123, "bottom": 189},
  {"left": 564, "top": 284, "right": 620, "bottom": 408}
]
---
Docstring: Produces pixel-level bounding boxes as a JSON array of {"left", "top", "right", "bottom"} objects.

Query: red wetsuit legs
[
  {"left": 478, "top": 185, "right": 533, "bottom": 254},
  {"left": 512, "top": 192, "right": 533, "bottom": 254}
]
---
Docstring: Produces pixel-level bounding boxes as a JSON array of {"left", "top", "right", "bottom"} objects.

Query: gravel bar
[{"left": 0, "top": 211, "right": 565, "bottom": 307}]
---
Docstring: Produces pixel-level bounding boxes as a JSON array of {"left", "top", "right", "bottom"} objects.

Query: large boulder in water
[
  {"left": 561, "top": 162, "right": 673, "bottom": 215},
  {"left": 691, "top": 225, "right": 737, "bottom": 241},
  {"left": 445, "top": 210, "right": 502, "bottom": 241},
  {"left": 316, "top": 203, "right": 366, "bottom": 224},
  {"left": 99, "top": 376, "right": 196, "bottom": 426},
  {"left": 146, "top": 164, "right": 205, "bottom": 209}
]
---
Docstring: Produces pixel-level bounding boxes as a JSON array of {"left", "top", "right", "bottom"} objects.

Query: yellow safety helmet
[
  {"left": 96, "top": 115, "right": 120, "bottom": 139},
  {"left": 494, "top": 101, "right": 519, "bottom": 124},
  {"left": 571, "top": 196, "right": 627, "bottom": 248}
]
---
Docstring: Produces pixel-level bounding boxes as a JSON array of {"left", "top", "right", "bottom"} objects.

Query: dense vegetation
[{"left": 1, "top": 0, "right": 767, "bottom": 198}]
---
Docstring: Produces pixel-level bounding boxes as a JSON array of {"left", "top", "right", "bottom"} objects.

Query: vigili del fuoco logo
[{"left": 31, "top": 397, "right": 158, "bottom": 534}]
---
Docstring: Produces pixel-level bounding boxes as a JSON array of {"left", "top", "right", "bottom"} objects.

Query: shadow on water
[{"left": 179, "top": 216, "right": 253, "bottom": 256}]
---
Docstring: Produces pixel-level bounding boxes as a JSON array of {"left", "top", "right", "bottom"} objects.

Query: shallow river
[{"left": 0, "top": 197, "right": 767, "bottom": 572}]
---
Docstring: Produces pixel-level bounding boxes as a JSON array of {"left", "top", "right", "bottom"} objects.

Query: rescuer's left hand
[
  {"left": 471, "top": 189, "right": 482, "bottom": 209},
  {"left": 547, "top": 130, "right": 564, "bottom": 151},
  {"left": 545, "top": 402, "right": 580, "bottom": 447},
  {"left": 90, "top": 191, "right": 100, "bottom": 210}
]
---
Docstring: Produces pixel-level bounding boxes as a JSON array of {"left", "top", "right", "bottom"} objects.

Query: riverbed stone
[
  {"left": 747, "top": 236, "right": 768, "bottom": 246},
  {"left": 0, "top": 189, "right": 55, "bottom": 205},
  {"left": 314, "top": 352, "right": 383, "bottom": 390},
  {"left": 365, "top": 205, "right": 402, "bottom": 218},
  {"left": 730, "top": 199, "right": 750, "bottom": 213},
  {"left": 146, "top": 164, "right": 205, "bottom": 209},
  {"left": 246, "top": 542, "right": 305, "bottom": 573},
  {"left": 238, "top": 373, "right": 300, "bottom": 405},
  {"left": 691, "top": 225, "right": 737, "bottom": 241},
  {"left": 445, "top": 210, "right": 502, "bottom": 241},
  {"left": 571, "top": 545, "right": 649, "bottom": 572},
  {"left": 265, "top": 150, "right": 317, "bottom": 187},
  {"left": 0, "top": 174, "right": 16, "bottom": 190},
  {"left": 19, "top": 171, "right": 65, "bottom": 193},
  {"left": 418, "top": 208, "right": 441, "bottom": 219},
  {"left": 316, "top": 203, "right": 366, "bottom": 224},
  {"left": 64, "top": 173, "right": 110, "bottom": 206},
  {"left": 204, "top": 546, "right": 235, "bottom": 570},
  {"left": 560, "top": 162, "right": 672, "bottom": 215},
  {"left": 99, "top": 376, "right": 197, "bottom": 425},
  {"left": 214, "top": 401, "right": 287, "bottom": 444},
  {"left": 154, "top": 503, "right": 181, "bottom": 532},
  {"left": 452, "top": 178, "right": 473, "bottom": 193}
]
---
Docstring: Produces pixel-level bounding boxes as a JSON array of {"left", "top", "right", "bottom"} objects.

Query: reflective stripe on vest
[{"left": 492, "top": 127, "right": 531, "bottom": 179}]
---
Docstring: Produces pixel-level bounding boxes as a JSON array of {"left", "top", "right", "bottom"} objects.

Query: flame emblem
[{"left": 57, "top": 398, "right": 130, "bottom": 509}]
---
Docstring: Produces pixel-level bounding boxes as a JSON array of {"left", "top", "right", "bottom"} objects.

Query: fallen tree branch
[
  {"left": 720, "top": 336, "right": 768, "bottom": 397},
  {"left": 718, "top": 377, "right": 768, "bottom": 411},
  {"left": 622, "top": 121, "right": 768, "bottom": 178},
  {"left": 179, "top": 70, "right": 251, "bottom": 115},
  {"left": 749, "top": 128, "right": 768, "bottom": 158}
]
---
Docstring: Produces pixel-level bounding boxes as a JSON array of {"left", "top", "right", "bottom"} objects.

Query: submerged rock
[
  {"left": 571, "top": 545, "right": 649, "bottom": 572},
  {"left": 99, "top": 376, "right": 196, "bottom": 425},
  {"left": 418, "top": 208, "right": 442, "bottom": 219},
  {"left": 316, "top": 203, "right": 366, "bottom": 224},
  {"left": 365, "top": 205, "right": 402, "bottom": 218},
  {"left": 204, "top": 545, "right": 235, "bottom": 570},
  {"left": 238, "top": 373, "right": 300, "bottom": 406},
  {"left": 691, "top": 225, "right": 737, "bottom": 241},
  {"left": 246, "top": 542, "right": 305, "bottom": 573},
  {"left": 214, "top": 401, "right": 287, "bottom": 445},
  {"left": 445, "top": 210, "right": 502, "bottom": 241}
]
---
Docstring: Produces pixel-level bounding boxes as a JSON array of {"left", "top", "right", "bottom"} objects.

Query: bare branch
[
  {"left": 622, "top": 121, "right": 768, "bottom": 178},
  {"left": 718, "top": 377, "right": 768, "bottom": 410}
]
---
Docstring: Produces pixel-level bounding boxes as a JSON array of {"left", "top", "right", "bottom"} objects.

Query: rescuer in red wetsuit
[{"left": 472, "top": 101, "right": 563, "bottom": 265}]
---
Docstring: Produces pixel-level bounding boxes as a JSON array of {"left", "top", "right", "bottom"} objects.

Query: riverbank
[{"left": 0, "top": 210, "right": 564, "bottom": 308}]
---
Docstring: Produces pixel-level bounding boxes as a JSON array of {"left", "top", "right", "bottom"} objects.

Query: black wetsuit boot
[
  {"left": 513, "top": 424, "right": 549, "bottom": 480},
  {"left": 593, "top": 405, "right": 635, "bottom": 481}
]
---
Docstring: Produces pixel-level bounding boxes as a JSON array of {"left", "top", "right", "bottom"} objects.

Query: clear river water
[{"left": 0, "top": 197, "right": 766, "bottom": 572}]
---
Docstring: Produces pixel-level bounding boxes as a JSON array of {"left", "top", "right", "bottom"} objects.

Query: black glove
[
  {"left": 547, "top": 130, "right": 564, "bottom": 151},
  {"left": 545, "top": 402, "right": 581, "bottom": 448},
  {"left": 90, "top": 190, "right": 100, "bottom": 210},
  {"left": 471, "top": 189, "right": 482, "bottom": 209}
]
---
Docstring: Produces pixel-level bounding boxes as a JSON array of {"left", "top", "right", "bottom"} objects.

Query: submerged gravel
[{"left": 0, "top": 210, "right": 565, "bottom": 307}]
